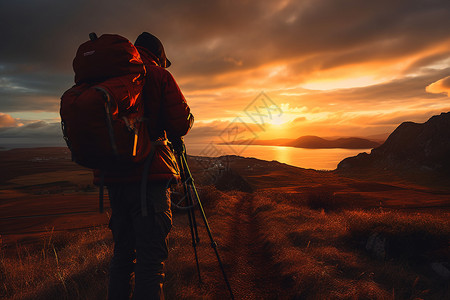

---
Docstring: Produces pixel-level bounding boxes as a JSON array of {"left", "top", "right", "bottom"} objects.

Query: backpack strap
[{"left": 94, "top": 86, "right": 119, "bottom": 157}]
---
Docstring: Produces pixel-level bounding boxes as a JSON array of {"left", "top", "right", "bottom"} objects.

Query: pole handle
[{"left": 89, "top": 32, "right": 98, "bottom": 41}]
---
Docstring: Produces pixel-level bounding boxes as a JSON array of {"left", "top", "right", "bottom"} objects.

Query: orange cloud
[
  {"left": 0, "top": 113, "right": 19, "bottom": 127},
  {"left": 426, "top": 76, "right": 450, "bottom": 96}
]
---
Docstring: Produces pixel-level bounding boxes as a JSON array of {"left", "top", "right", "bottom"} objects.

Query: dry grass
[
  {"left": 252, "top": 190, "right": 450, "bottom": 299},
  {"left": 164, "top": 186, "right": 240, "bottom": 299},
  {"left": 1, "top": 227, "right": 112, "bottom": 300},
  {"left": 2, "top": 186, "right": 449, "bottom": 299}
]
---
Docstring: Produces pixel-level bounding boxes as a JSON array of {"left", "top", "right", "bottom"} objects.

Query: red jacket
[{"left": 93, "top": 47, "right": 193, "bottom": 185}]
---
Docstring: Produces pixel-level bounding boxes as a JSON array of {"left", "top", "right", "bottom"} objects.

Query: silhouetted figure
[{"left": 97, "top": 32, "right": 193, "bottom": 300}]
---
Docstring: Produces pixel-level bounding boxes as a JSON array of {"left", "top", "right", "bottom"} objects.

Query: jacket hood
[
  {"left": 135, "top": 32, "right": 171, "bottom": 68},
  {"left": 136, "top": 46, "right": 160, "bottom": 67}
]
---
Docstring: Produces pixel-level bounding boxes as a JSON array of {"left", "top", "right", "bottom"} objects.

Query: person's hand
[{"left": 170, "top": 137, "right": 185, "bottom": 154}]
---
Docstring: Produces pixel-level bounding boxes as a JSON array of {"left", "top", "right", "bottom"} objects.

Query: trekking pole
[
  {"left": 173, "top": 139, "right": 235, "bottom": 300},
  {"left": 176, "top": 150, "right": 202, "bottom": 283},
  {"left": 176, "top": 148, "right": 200, "bottom": 244}
]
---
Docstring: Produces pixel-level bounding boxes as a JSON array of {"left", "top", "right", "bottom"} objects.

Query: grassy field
[{"left": 1, "top": 148, "right": 449, "bottom": 299}]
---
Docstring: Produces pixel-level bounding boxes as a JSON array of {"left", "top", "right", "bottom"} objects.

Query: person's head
[{"left": 135, "top": 32, "right": 171, "bottom": 68}]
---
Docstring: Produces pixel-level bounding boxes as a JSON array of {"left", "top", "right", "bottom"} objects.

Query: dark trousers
[{"left": 107, "top": 182, "right": 172, "bottom": 300}]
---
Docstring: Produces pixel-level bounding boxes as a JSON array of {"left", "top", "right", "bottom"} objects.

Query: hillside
[
  {"left": 338, "top": 112, "right": 450, "bottom": 182},
  {"left": 1, "top": 147, "right": 450, "bottom": 299}
]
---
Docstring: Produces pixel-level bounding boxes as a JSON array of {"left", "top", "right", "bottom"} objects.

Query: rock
[
  {"left": 431, "top": 262, "right": 450, "bottom": 280},
  {"left": 366, "top": 232, "right": 387, "bottom": 260}
]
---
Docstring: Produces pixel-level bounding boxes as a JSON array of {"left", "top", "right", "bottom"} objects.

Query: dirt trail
[{"left": 223, "top": 193, "right": 290, "bottom": 299}]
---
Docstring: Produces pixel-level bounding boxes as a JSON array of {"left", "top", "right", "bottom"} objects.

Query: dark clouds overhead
[
  {"left": 2, "top": 0, "right": 449, "bottom": 75},
  {"left": 0, "top": 0, "right": 449, "bottom": 145},
  {"left": 169, "top": 0, "right": 450, "bottom": 79}
]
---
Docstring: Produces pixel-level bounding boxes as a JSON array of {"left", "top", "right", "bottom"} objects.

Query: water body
[
  {"left": 186, "top": 143, "right": 370, "bottom": 170},
  {"left": 0, "top": 140, "right": 370, "bottom": 171}
]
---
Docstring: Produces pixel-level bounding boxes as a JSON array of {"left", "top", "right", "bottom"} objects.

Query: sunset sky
[{"left": 0, "top": 0, "right": 449, "bottom": 147}]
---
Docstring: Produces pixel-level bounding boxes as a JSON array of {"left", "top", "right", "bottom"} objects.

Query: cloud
[
  {"left": 426, "top": 76, "right": 450, "bottom": 96},
  {"left": 0, "top": 64, "right": 72, "bottom": 112},
  {"left": 0, "top": 121, "right": 64, "bottom": 148},
  {"left": 0, "top": 113, "right": 19, "bottom": 127},
  {"left": 0, "top": 120, "right": 61, "bottom": 136},
  {"left": 175, "top": 0, "right": 450, "bottom": 80},
  {"left": 1, "top": 0, "right": 450, "bottom": 143},
  {"left": 2, "top": 0, "right": 450, "bottom": 78},
  {"left": 184, "top": 118, "right": 267, "bottom": 145}
]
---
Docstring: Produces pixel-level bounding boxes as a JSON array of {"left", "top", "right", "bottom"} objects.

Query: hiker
[{"left": 100, "top": 32, "right": 193, "bottom": 300}]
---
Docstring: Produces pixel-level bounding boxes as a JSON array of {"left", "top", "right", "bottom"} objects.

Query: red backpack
[{"left": 60, "top": 33, "right": 152, "bottom": 171}]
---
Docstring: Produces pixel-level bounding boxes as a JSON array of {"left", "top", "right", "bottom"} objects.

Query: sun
[
  {"left": 270, "top": 114, "right": 290, "bottom": 126},
  {"left": 267, "top": 109, "right": 301, "bottom": 127}
]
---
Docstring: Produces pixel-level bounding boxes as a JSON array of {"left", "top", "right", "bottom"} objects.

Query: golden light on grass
[{"left": 2, "top": 149, "right": 450, "bottom": 299}]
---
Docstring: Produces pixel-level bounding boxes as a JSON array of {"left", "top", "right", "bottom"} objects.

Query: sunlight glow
[
  {"left": 268, "top": 65, "right": 287, "bottom": 78},
  {"left": 301, "top": 76, "right": 382, "bottom": 91},
  {"left": 269, "top": 114, "right": 290, "bottom": 126},
  {"left": 9, "top": 111, "right": 60, "bottom": 121},
  {"left": 274, "top": 145, "right": 290, "bottom": 163}
]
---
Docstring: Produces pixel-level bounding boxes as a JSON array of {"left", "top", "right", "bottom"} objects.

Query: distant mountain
[
  {"left": 338, "top": 112, "right": 450, "bottom": 176},
  {"left": 241, "top": 138, "right": 294, "bottom": 146},
  {"left": 227, "top": 135, "right": 381, "bottom": 149},
  {"left": 287, "top": 136, "right": 380, "bottom": 149}
]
